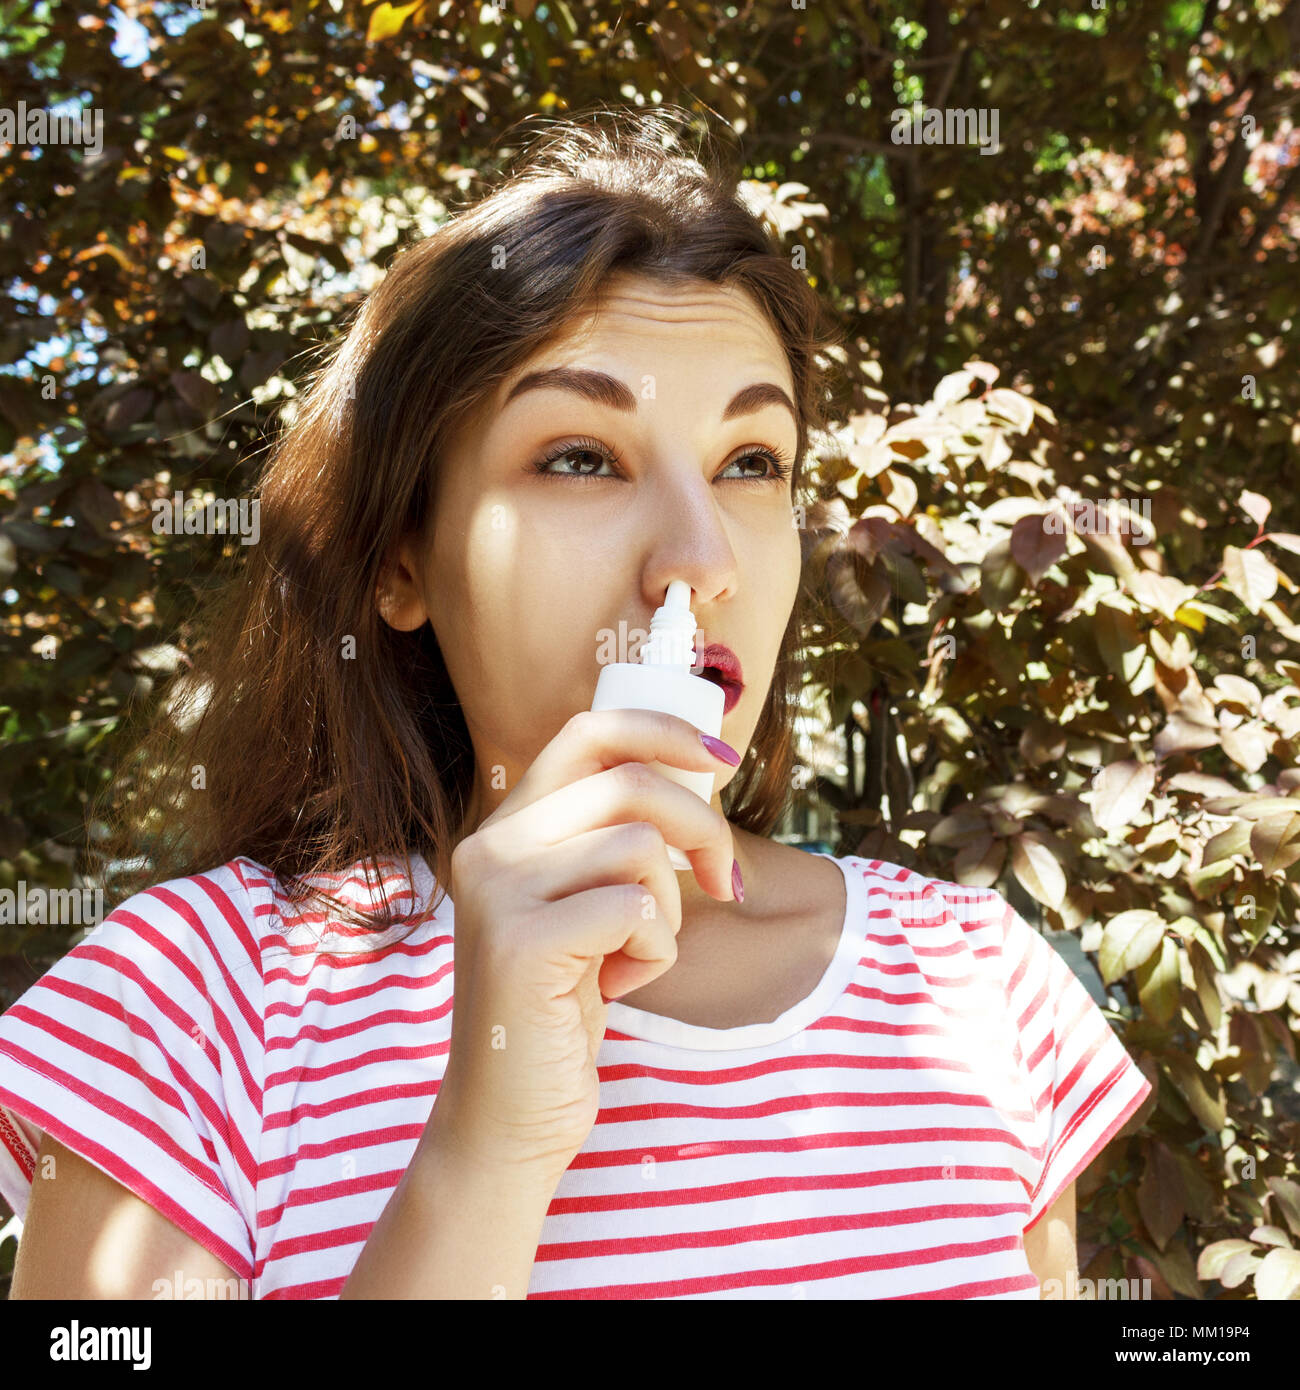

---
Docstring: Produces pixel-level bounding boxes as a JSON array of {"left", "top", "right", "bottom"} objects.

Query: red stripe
[
  {"left": 266, "top": 994, "right": 453, "bottom": 1061},
  {"left": 264, "top": 1220, "right": 374, "bottom": 1262},
  {"left": 528, "top": 1234, "right": 1029, "bottom": 1299},
  {"left": 254, "top": 1196, "right": 1038, "bottom": 1276},
  {"left": 553, "top": 1161, "right": 1030, "bottom": 1209},
  {"left": 263, "top": 1076, "right": 442, "bottom": 1132},
  {"left": 130, "top": 886, "right": 263, "bottom": 1042},
  {"left": 535, "top": 1201, "right": 1033, "bottom": 1261},
  {"left": 261, "top": 1160, "right": 422, "bottom": 1228},
  {"left": 592, "top": 1084, "right": 1033, "bottom": 1121},
  {"left": 256, "top": 1122, "right": 426, "bottom": 1185},
  {"left": 202, "top": 868, "right": 263, "bottom": 972},
  {"left": 840, "top": 981, "right": 999, "bottom": 1018},
  {"left": 262, "top": 1276, "right": 347, "bottom": 1299},
  {"left": 261, "top": 921, "right": 446, "bottom": 974},
  {"left": 889, "top": 1273, "right": 1040, "bottom": 1299},
  {"left": 1047, "top": 988, "right": 1105, "bottom": 1103},
  {"left": 264, "top": 946, "right": 453, "bottom": 1025},
  {"left": 590, "top": 1049, "right": 1008, "bottom": 1085},
  {"left": 266, "top": 1037, "right": 451, "bottom": 1090}
]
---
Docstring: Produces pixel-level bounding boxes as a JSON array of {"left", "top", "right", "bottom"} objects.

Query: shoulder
[
  {"left": 834, "top": 855, "right": 1056, "bottom": 988},
  {"left": 840, "top": 855, "right": 1017, "bottom": 938},
  {"left": 82, "top": 856, "right": 272, "bottom": 983},
  {"left": 0, "top": 858, "right": 272, "bottom": 1279}
]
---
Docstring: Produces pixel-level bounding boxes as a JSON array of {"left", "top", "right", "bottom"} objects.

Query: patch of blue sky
[{"left": 109, "top": 6, "right": 151, "bottom": 67}]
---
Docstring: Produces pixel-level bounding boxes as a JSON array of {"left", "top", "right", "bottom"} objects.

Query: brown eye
[
  {"left": 531, "top": 437, "right": 624, "bottom": 479},
  {"left": 721, "top": 446, "right": 794, "bottom": 484}
]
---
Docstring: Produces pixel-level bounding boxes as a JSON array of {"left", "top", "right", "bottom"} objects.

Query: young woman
[{"left": 0, "top": 107, "right": 1150, "bottom": 1300}]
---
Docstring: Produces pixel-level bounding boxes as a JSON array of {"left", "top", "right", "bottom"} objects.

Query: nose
[{"left": 643, "top": 480, "right": 739, "bottom": 621}]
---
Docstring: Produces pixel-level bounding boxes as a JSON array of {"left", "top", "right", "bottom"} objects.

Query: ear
[{"left": 375, "top": 538, "right": 429, "bottom": 632}]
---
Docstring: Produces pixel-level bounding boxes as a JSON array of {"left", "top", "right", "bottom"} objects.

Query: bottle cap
[{"left": 641, "top": 580, "right": 696, "bottom": 669}]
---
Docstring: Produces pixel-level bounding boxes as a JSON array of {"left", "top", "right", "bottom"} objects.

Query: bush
[{"left": 798, "top": 355, "right": 1300, "bottom": 1298}]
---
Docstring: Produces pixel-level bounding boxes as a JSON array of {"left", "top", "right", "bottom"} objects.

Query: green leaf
[
  {"left": 979, "top": 537, "right": 1021, "bottom": 612},
  {"left": 1188, "top": 940, "right": 1222, "bottom": 1033},
  {"left": 1222, "top": 545, "right": 1278, "bottom": 615},
  {"left": 1197, "top": 1239, "right": 1256, "bottom": 1283},
  {"left": 1202, "top": 819, "right": 1252, "bottom": 865},
  {"left": 1240, "top": 490, "right": 1271, "bottom": 527},
  {"left": 1266, "top": 1178, "right": 1300, "bottom": 1240},
  {"left": 1009, "top": 832, "right": 1065, "bottom": 910},
  {"left": 1165, "top": 1054, "right": 1226, "bottom": 1133},
  {"left": 1091, "top": 760, "right": 1155, "bottom": 832},
  {"left": 952, "top": 835, "right": 1006, "bottom": 888},
  {"left": 3, "top": 519, "right": 62, "bottom": 554},
  {"left": 1249, "top": 814, "right": 1300, "bottom": 876},
  {"left": 984, "top": 387, "right": 1035, "bottom": 433},
  {"left": 1099, "top": 910, "right": 1165, "bottom": 984},
  {"left": 1254, "top": 1248, "right": 1300, "bottom": 1301},
  {"left": 1135, "top": 935, "right": 1181, "bottom": 1027},
  {"left": 43, "top": 562, "right": 83, "bottom": 596},
  {"left": 1094, "top": 602, "right": 1145, "bottom": 682}
]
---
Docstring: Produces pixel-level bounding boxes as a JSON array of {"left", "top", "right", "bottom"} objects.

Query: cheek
[
  {"left": 430, "top": 502, "right": 610, "bottom": 711},
  {"left": 742, "top": 512, "right": 803, "bottom": 605}
]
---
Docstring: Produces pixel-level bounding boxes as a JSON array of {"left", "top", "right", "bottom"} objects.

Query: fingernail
[
  {"left": 699, "top": 732, "right": 741, "bottom": 765},
  {"left": 731, "top": 858, "right": 744, "bottom": 903}
]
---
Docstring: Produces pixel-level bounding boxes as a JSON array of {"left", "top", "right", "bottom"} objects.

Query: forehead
[{"left": 507, "top": 272, "right": 791, "bottom": 384}]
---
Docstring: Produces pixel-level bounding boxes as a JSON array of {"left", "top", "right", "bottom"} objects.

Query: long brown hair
[{"left": 92, "top": 102, "right": 845, "bottom": 936}]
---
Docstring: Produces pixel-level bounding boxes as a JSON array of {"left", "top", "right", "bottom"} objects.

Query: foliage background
[{"left": 1, "top": 0, "right": 1299, "bottom": 1299}]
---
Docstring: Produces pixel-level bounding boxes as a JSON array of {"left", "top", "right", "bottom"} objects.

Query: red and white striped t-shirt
[{"left": 0, "top": 852, "right": 1151, "bottom": 1299}]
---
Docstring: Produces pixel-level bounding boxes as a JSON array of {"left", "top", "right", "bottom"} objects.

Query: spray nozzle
[{"left": 640, "top": 580, "right": 697, "bottom": 669}]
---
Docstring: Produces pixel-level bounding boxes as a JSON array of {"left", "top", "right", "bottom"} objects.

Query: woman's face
[{"left": 380, "top": 271, "right": 802, "bottom": 824}]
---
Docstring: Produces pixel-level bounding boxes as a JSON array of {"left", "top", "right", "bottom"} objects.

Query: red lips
[{"left": 695, "top": 642, "right": 744, "bottom": 714}]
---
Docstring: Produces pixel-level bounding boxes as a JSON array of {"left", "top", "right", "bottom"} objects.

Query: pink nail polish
[
  {"left": 699, "top": 732, "right": 741, "bottom": 765},
  {"left": 731, "top": 858, "right": 744, "bottom": 903}
]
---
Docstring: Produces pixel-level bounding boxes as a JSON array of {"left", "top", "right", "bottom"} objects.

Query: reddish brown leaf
[
  {"left": 1137, "top": 1140, "right": 1186, "bottom": 1252},
  {"left": 1010, "top": 512, "right": 1067, "bottom": 585}
]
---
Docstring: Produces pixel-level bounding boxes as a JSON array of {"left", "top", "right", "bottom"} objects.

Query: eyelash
[{"left": 530, "top": 435, "right": 794, "bottom": 486}]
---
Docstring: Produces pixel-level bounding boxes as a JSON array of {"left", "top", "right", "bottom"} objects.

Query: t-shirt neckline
[{"left": 603, "top": 852, "right": 866, "bottom": 1052}]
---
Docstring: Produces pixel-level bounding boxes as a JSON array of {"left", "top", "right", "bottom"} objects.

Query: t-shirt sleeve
[
  {"left": 998, "top": 901, "right": 1153, "bottom": 1231},
  {"left": 0, "top": 862, "right": 264, "bottom": 1284}
]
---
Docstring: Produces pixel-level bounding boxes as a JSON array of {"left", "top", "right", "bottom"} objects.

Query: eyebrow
[{"left": 503, "top": 367, "right": 797, "bottom": 425}]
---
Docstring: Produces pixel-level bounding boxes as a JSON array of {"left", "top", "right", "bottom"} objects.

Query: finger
[
  {"left": 485, "top": 708, "right": 739, "bottom": 827},
  {"left": 498, "top": 760, "right": 736, "bottom": 901},
  {"left": 524, "top": 820, "right": 682, "bottom": 934},
  {"left": 531, "top": 883, "right": 677, "bottom": 1002}
]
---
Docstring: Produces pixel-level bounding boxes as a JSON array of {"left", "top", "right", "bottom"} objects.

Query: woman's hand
[{"left": 429, "top": 708, "right": 739, "bottom": 1182}]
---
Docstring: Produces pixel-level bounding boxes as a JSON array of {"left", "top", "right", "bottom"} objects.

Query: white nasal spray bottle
[{"left": 589, "top": 580, "right": 725, "bottom": 871}]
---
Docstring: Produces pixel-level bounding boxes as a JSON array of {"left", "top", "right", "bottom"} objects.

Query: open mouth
[{"left": 699, "top": 665, "right": 743, "bottom": 713}]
